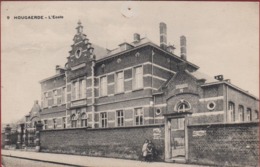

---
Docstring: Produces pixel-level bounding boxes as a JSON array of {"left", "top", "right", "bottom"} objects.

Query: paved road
[{"left": 2, "top": 156, "right": 73, "bottom": 167}]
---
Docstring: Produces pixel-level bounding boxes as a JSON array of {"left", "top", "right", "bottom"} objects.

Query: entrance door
[{"left": 171, "top": 118, "right": 185, "bottom": 158}]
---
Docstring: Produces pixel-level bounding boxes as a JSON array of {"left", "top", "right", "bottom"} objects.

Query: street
[
  {"left": 2, "top": 156, "right": 74, "bottom": 167},
  {"left": 2, "top": 150, "right": 206, "bottom": 167}
]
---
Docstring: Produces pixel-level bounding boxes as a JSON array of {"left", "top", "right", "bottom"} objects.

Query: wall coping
[
  {"left": 188, "top": 121, "right": 259, "bottom": 128},
  {"left": 40, "top": 124, "right": 165, "bottom": 132}
]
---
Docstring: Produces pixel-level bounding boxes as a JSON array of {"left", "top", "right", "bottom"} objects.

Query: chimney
[
  {"left": 180, "top": 35, "right": 187, "bottom": 60},
  {"left": 214, "top": 75, "right": 224, "bottom": 81},
  {"left": 160, "top": 22, "right": 167, "bottom": 50},
  {"left": 133, "top": 33, "right": 140, "bottom": 42},
  {"left": 56, "top": 65, "right": 60, "bottom": 74}
]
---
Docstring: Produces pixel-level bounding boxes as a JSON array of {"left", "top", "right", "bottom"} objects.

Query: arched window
[
  {"left": 238, "top": 105, "right": 244, "bottom": 122},
  {"left": 71, "top": 114, "right": 77, "bottom": 128},
  {"left": 174, "top": 100, "right": 190, "bottom": 129},
  {"left": 228, "top": 102, "right": 235, "bottom": 122},
  {"left": 176, "top": 100, "right": 191, "bottom": 113},
  {"left": 255, "top": 110, "right": 259, "bottom": 120},
  {"left": 247, "top": 108, "right": 252, "bottom": 121},
  {"left": 81, "top": 113, "right": 88, "bottom": 127}
]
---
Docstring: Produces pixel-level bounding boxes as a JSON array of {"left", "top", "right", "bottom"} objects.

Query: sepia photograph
[{"left": 1, "top": 1, "right": 259, "bottom": 167}]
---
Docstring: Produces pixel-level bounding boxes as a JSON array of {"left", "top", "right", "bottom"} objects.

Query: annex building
[{"left": 14, "top": 21, "right": 259, "bottom": 165}]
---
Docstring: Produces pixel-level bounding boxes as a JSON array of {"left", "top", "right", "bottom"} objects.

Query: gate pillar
[
  {"left": 4, "top": 124, "right": 11, "bottom": 149},
  {"left": 35, "top": 121, "right": 43, "bottom": 152}
]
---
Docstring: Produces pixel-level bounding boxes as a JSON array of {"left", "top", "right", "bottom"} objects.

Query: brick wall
[
  {"left": 187, "top": 122, "right": 259, "bottom": 166},
  {"left": 40, "top": 125, "right": 165, "bottom": 161}
]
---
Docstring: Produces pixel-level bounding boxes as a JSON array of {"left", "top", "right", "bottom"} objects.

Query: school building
[{"left": 13, "top": 21, "right": 258, "bottom": 166}]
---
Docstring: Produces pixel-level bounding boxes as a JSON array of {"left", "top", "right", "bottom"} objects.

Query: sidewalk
[{"left": 2, "top": 149, "right": 205, "bottom": 167}]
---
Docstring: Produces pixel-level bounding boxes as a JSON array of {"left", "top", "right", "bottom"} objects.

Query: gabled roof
[
  {"left": 94, "top": 37, "right": 153, "bottom": 61},
  {"left": 153, "top": 70, "right": 218, "bottom": 95}
]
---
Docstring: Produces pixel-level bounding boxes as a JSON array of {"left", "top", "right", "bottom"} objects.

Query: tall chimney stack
[
  {"left": 180, "top": 35, "right": 187, "bottom": 60},
  {"left": 160, "top": 22, "right": 167, "bottom": 50}
]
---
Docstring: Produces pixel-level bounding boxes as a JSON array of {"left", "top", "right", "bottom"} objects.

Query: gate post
[
  {"left": 35, "top": 121, "right": 43, "bottom": 152},
  {"left": 4, "top": 124, "right": 12, "bottom": 149},
  {"left": 17, "top": 124, "right": 22, "bottom": 149},
  {"left": 22, "top": 128, "right": 28, "bottom": 149}
]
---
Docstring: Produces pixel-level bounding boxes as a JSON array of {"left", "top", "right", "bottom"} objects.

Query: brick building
[{"left": 19, "top": 21, "right": 259, "bottom": 162}]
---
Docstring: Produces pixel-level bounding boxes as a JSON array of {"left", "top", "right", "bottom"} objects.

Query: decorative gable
[
  {"left": 166, "top": 70, "right": 199, "bottom": 99},
  {"left": 67, "top": 21, "right": 95, "bottom": 69}
]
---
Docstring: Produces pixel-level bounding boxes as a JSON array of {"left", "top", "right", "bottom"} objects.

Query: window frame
[
  {"left": 228, "top": 102, "right": 235, "bottom": 122},
  {"left": 80, "top": 113, "right": 88, "bottom": 127},
  {"left": 134, "top": 108, "right": 144, "bottom": 126},
  {"left": 44, "top": 120, "right": 48, "bottom": 130},
  {"left": 71, "top": 114, "right": 77, "bottom": 128},
  {"left": 62, "top": 117, "right": 66, "bottom": 129},
  {"left": 247, "top": 108, "right": 252, "bottom": 121},
  {"left": 133, "top": 66, "right": 143, "bottom": 90},
  {"left": 238, "top": 105, "right": 244, "bottom": 122},
  {"left": 115, "top": 71, "right": 124, "bottom": 93},
  {"left": 100, "top": 76, "right": 108, "bottom": 97},
  {"left": 53, "top": 118, "right": 57, "bottom": 129},
  {"left": 100, "top": 112, "right": 108, "bottom": 128},
  {"left": 116, "top": 110, "right": 124, "bottom": 127}
]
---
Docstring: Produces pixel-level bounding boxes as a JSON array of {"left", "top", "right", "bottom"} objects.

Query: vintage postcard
[{"left": 1, "top": 1, "right": 259, "bottom": 167}]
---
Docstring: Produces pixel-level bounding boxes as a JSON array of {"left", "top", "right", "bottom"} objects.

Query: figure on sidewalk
[
  {"left": 146, "top": 140, "right": 155, "bottom": 162},
  {"left": 142, "top": 139, "right": 149, "bottom": 161}
]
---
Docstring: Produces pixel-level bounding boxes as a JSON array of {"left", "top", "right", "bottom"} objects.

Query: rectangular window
[
  {"left": 81, "top": 113, "right": 87, "bottom": 127},
  {"left": 71, "top": 120, "right": 77, "bottom": 128},
  {"left": 61, "top": 87, "right": 66, "bottom": 104},
  {"left": 116, "top": 110, "right": 124, "bottom": 127},
  {"left": 100, "top": 112, "right": 107, "bottom": 128},
  {"left": 133, "top": 66, "right": 143, "bottom": 89},
  {"left": 44, "top": 120, "right": 48, "bottom": 130},
  {"left": 255, "top": 110, "right": 259, "bottom": 120},
  {"left": 247, "top": 108, "right": 252, "bottom": 121},
  {"left": 81, "top": 80, "right": 86, "bottom": 98},
  {"left": 53, "top": 119, "right": 57, "bottom": 129},
  {"left": 79, "top": 80, "right": 82, "bottom": 99},
  {"left": 238, "top": 106, "right": 244, "bottom": 122},
  {"left": 115, "top": 72, "right": 124, "bottom": 93},
  {"left": 135, "top": 108, "right": 144, "bottom": 125},
  {"left": 100, "top": 76, "right": 107, "bottom": 96},
  {"left": 228, "top": 102, "right": 235, "bottom": 122},
  {"left": 53, "top": 90, "right": 58, "bottom": 105},
  {"left": 75, "top": 81, "right": 79, "bottom": 100},
  {"left": 62, "top": 117, "right": 66, "bottom": 129},
  {"left": 44, "top": 92, "right": 48, "bottom": 108},
  {"left": 72, "top": 82, "right": 76, "bottom": 100},
  {"left": 81, "top": 118, "right": 87, "bottom": 127}
]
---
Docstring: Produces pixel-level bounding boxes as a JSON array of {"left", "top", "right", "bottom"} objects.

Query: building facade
[{"left": 20, "top": 21, "right": 259, "bottom": 161}]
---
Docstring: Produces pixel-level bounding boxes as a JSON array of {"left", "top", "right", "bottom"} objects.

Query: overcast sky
[{"left": 1, "top": 1, "right": 259, "bottom": 124}]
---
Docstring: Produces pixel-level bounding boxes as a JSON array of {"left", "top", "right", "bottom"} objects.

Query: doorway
[
  {"left": 171, "top": 118, "right": 185, "bottom": 158},
  {"left": 164, "top": 113, "right": 191, "bottom": 162}
]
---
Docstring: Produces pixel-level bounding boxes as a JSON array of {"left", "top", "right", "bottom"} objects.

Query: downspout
[
  {"left": 65, "top": 70, "right": 68, "bottom": 127},
  {"left": 152, "top": 49, "right": 155, "bottom": 124},
  {"left": 91, "top": 61, "right": 95, "bottom": 128}
]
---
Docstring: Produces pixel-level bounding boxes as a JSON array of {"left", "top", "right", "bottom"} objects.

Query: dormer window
[{"left": 119, "top": 42, "right": 133, "bottom": 51}]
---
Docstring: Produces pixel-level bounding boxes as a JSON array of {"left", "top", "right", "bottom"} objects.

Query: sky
[{"left": 1, "top": 1, "right": 259, "bottom": 124}]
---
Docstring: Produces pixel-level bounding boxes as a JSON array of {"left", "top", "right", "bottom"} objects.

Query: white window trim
[
  {"left": 99, "top": 75, "right": 108, "bottom": 97},
  {"left": 115, "top": 110, "right": 125, "bottom": 127}
]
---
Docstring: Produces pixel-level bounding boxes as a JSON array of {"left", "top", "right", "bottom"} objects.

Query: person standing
[{"left": 142, "top": 139, "right": 149, "bottom": 161}]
